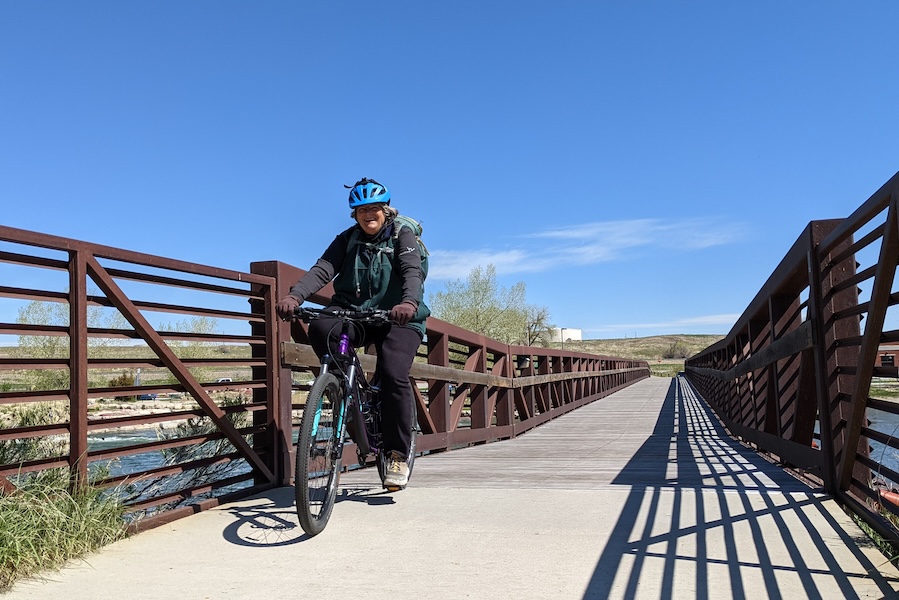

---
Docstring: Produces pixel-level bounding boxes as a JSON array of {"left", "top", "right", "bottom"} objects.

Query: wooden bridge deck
[{"left": 8, "top": 376, "right": 899, "bottom": 599}]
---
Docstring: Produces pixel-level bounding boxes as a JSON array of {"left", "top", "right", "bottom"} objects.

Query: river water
[
  {"left": 87, "top": 429, "right": 254, "bottom": 510},
  {"left": 88, "top": 429, "right": 165, "bottom": 477}
]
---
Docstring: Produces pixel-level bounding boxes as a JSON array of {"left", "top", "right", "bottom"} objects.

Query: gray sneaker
[{"left": 383, "top": 451, "right": 409, "bottom": 489}]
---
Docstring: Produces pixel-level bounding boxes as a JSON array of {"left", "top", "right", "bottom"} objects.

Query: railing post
[
  {"left": 468, "top": 347, "right": 489, "bottom": 429},
  {"left": 838, "top": 194, "right": 899, "bottom": 491},
  {"left": 494, "top": 349, "right": 514, "bottom": 428},
  {"left": 748, "top": 319, "right": 769, "bottom": 431},
  {"left": 427, "top": 331, "right": 451, "bottom": 434},
  {"left": 68, "top": 249, "right": 89, "bottom": 488},
  {"left": 732, "top": 353, "right": 741, "bottom": 418},
  {"left": 768, "top": 294, "right": 798, "bottom": 437},
  {"left": 250, "top": 261, "right": 302, "bottom": 487},
  {"left": 538, "top": 356, "right": 551, "bottom": 412},
  {"left": 806, "top": 221, "right": 853, "bottom": 494},
  {"left": 515, "top": 351, "right": 536, "bottom": 422}
]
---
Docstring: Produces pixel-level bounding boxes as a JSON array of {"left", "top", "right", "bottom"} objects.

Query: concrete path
[{"left": 7, "top": 376, "right": 899, "bottom": 599}]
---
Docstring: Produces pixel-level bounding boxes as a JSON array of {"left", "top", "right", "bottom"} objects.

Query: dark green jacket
[{"left": 287, "top": 220, "right": 430, "bottom": 336}]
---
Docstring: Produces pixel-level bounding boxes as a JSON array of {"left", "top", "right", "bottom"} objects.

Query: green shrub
[
  {"left": 662, "top": 341, "right": 691, "bottom": 359},
  {"left": 108, "top": 370, "right": 137, "bottom": 401},
  {"left": 108, "top": 370, "right": 135, "bottom": 388},
  {"left": 0, "top": 478, "right": 126, "bottom": 591},
  {"left": 0, "top": 403, "right": 128, "bottom": 591},
  {"left": 650, "top": 363, "right": 683, "bottom": 378}
]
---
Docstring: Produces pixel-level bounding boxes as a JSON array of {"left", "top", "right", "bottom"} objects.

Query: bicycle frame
[
  {"left": 293, "top": 306, "right": 419, "bottom": 535},
  {"left": 308, "top": 312, "right": 384, "bottom": 463}
]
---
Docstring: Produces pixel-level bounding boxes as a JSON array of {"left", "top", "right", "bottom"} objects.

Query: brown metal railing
[
  {"left": 256, "top": 260, "right": 649, "bottom": 469},
  {"left": 0, "top": 225, "right": 281, "bottom": 529},
  {"left": 0, "top": 230, "right": 649, "bottom": 531},
  {"left": 685, "top": 170, "right": 899, "bottom": 544}
]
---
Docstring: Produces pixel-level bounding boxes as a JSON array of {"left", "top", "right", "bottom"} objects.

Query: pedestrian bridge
[
  {"left": 6, "top": 375, "right": 897, "bottom": 599},
  {"left": 5, "top": 171, "right": 899, "bottom": 598}
]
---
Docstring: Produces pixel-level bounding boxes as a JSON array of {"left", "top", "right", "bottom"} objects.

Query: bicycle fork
[
  {"left": 308, "top": 359, "right": 351, "bottom": 464},
  {"left": 309, "top": 360, "right": 331, "bottom": 438}
]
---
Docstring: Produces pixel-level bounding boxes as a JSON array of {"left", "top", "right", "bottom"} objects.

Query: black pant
[{"left": 308, "top": 314, "right": 420, "bottom": 458}]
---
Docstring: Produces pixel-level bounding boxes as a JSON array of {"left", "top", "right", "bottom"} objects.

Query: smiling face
[{"left": 354, "top": 203, "right": 387, "bottom": 236}]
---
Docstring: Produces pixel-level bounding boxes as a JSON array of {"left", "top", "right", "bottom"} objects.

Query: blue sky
[{"left": 2, "top": 2, "right": 899, "bottom": 339}]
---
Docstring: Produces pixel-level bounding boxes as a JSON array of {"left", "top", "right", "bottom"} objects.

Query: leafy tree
[
  {"left": 158, "top": 316, "right": 218, "bottom": 354},
  {"left": 14, "top": 301, "right": 68, "bottom": 358},
  {"left": 525, "top": 304, "right": 554, "bottom": 347},
  {"left": 157, "top": 316, "right": 221, "bottom": 383},
  {"left": 14, "top": 298, "right": 220, "bottom": 389},
  {"left": 14, "top": 298, "right": 130, "bottom": 390},
  {"left": 429, "top": 264, "right": 554, "bottom": 345},
  {"left": 0, "top": 402, "right": 69, "bottom": 468}
]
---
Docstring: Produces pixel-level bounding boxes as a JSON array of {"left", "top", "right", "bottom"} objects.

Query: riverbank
[{"left": 86, "top": 392, "right": 255, "bottom": 431}]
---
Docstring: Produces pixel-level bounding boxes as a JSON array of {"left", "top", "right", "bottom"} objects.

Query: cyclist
[{"left": 275, "top": 177, "right": 429, "bottom": 489}]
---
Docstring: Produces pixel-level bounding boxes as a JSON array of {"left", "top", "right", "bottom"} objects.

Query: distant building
[
  {"left": 877, "top": 345, "right": 899, "bottom": 368},
  {"left": 551, "top": 328, "right": 582, "bottom": 343}
]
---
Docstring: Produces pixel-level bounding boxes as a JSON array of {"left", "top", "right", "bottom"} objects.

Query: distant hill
[
  {"left": 559, "top": 334, "right": 724, "bottom": 362},
  {"left": 552, "top": 334, "right": 723, "bottom": 378}
]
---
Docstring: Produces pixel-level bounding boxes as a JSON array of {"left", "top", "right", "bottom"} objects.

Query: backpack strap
[
  {"left": 392, "top": 215, "right": 429, "bottom": 256},
  {"left": 346, "top": 225, "right": 397, "bottom": 297}
]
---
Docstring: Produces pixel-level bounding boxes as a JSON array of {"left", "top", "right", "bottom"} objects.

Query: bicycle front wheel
[{"left": 295, "top": 373, "right": 344, "bottom": 536}]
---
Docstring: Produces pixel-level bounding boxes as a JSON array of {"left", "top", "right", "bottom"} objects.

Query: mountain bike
[{"left": 292, "top": 306, "right": 418, "bottom": 536}]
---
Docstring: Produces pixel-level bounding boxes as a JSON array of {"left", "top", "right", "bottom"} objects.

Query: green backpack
[
  {"left": 348, "top": 215, "right": 429, "bottom": 281},
  {"left": 392, "top": 215, "right": 429, "bottom": 281}
]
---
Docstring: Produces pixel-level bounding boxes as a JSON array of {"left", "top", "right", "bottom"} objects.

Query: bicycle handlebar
[{"left": 292, "top": 306, "right": 391, "bottom": 325}]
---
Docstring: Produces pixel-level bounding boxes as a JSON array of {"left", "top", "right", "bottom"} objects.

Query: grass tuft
[{"left": 0, "top": 475, "right": 127, "bottom": 592}]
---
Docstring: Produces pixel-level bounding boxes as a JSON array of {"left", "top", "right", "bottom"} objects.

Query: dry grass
[
  {"left": 554, "top": 334, "right": 724, "bottom": 379},
  {"left": 0, "top": 343, "right": 254, "bottom": 393},
  {"left": 558, "top": 334, "right": 724, "bottom": 361},
  {"left": 0, "top": 476, "right": 127, "bottom": 592}
]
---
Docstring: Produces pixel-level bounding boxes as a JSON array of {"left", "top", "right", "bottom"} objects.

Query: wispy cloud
[
  {"left": 427, "top": 218, "right": 748, "bottom": 280},
  {"left": 530, "top": 218, "right": 746, "bottom": 251},
  {"left": 427, "top": 249, "right": 533, "bottom": 280}
]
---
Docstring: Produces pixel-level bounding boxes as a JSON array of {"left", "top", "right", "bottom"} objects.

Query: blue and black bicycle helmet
[{"left": 347, "top": 177, "right": 391, "bottom": 208}]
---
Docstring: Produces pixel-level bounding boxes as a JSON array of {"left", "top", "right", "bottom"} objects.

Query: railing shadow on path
[{"left": 583, "top": 376, "right": 899, "bottom": 600}]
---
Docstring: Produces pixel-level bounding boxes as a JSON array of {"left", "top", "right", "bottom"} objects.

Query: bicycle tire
[{"left": 295, "top": 373, "right": 344, "bottom": 536}]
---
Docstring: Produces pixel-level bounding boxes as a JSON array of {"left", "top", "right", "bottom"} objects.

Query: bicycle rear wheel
[{"left": 295, "top": 373, "right": 344, "bottom": 536}]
